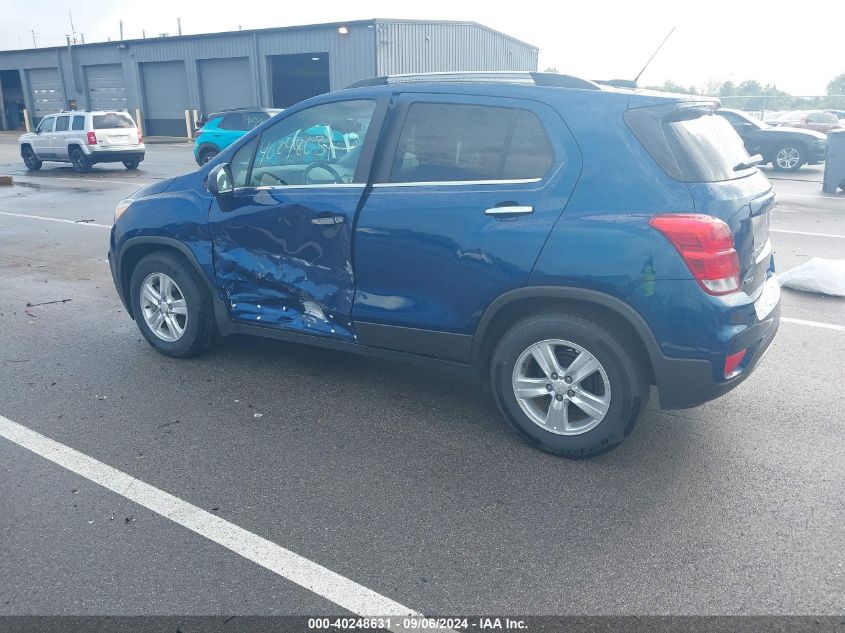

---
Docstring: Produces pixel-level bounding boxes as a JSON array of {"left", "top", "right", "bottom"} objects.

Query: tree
[
  {"left": 543, "top": 66, "right": 560, "bottom": 74},
  {"left": 827, "top": 73, "right": 845, "bottom": 96}
]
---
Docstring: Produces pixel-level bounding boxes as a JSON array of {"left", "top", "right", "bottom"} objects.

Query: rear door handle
[
  {"left": 311, "top": 215, "right": 345, "bottom": 225},
  {"left": 485, "top": 205, "right": 534, "bottom": 216}
]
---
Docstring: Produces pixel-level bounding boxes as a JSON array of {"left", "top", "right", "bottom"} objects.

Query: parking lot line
[
  {"left": 781, "top": 317, "right": 845, "bottom": 332},
  {"left": 770, "top": 228, "right": 845, "bottom": 239},
  {"left": 12, "top": 175, "right": 154, "bottom": 187},
  {"left": 0, "top": 211, "right": 111, "bottom": 228},
  {"left": 0, "top": 414, "right": 419, "bottom": 620}
]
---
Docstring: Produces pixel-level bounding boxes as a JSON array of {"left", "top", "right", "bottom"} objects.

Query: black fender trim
[
  {"left": 116, "top": 236, "right": 218, "bottom": 319},
  {"left": 471, "top": 285, "right": 663, "bottom": 367}
]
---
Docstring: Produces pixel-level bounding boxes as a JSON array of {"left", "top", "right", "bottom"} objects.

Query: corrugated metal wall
[
  {"left": 0, "top": 20, "right": 538, "bottom": 132},
  {"left": 375, "top": 20, "right": 538, "bottom": 76}
]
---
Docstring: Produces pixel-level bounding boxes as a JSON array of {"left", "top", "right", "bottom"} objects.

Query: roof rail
[{"left": 347, "top": 71, "right": 602, "bottom": 91}]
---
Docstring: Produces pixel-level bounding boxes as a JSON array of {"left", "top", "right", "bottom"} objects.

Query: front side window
[
  {"left": 55, "top": 115, "right": 69, "bottom": 132},
  {"left": 37, "top": 117, "right": 55, "bottom": 133},
  {"left": 245, "top": 112, "right": 268, "bottom": 129},
  {"left": 249, "top": 100, "right": 376, "bottom": 187},
  {"left": 389, "top": 103, "right": 554, "bottom": 184},
  {"left": 231, "top": 137, "right": 258, "bottom": 188},
  {"left": 72, "top": 115, "right": 85, "bottom": 130}
]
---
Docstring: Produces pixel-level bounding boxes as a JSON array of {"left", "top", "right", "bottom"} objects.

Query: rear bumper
[
  {"left": 90, "top": 150, "right": 145, "bottom": 164},
  {"left": 654, "top": 303, "right": 780, "bottom": 409}
]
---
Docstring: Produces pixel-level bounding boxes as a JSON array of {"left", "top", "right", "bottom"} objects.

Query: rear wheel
[
  {"left": 491, "top": 312, "right": 647, "bottom": 458},
  {"left": 123, "top": 160, "right": 140, "bottom": 170},
  {"left": 129, "top": 251, "right": 216, "bottom": 358},
  {"left": 21, "top": 146, "right": 42, "bottom": 170},
  {"left": 198, "top": 148, "right": 218, "bottom": 165},
  {"left": 772, "top": 144, "right": 804, "bottom": 171},
  {"left": 71, "top": 149, "right": 92, "bottom": 173}
]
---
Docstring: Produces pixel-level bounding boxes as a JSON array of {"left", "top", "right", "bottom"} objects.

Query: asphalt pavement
[{"left": 0, "top": 133, "right": 843, "bottom": 620}]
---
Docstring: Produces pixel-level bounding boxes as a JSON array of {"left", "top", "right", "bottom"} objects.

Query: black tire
[
  {"left": 490, "top": 312, "right": 647, "bottom": 458},
  {"left": 123, "top": 160, "right": 140, "bottom": 170},
  {"left": 129, "top": 251, "right": 217, "bottom": 358},
  {"left": 771, "top": 143, "right": 805, "bottom": 171},
  {"left": 199, "top": 148, "right": 218, "bottom": 165},
  {"left": 71, "top": 149, "right": 92, "bottom": 173},
  {"left": 21, "top": 146, "right": 42, "bottom": 171}
]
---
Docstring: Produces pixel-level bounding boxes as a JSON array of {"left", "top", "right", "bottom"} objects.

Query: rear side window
[
  {"left": 72, "top": 115, "right": 85, "bottom": 130},
  {"left": 389, "top": 103, "right": 554, "bottom": 183},
  {"left": 220, "top": 113, "right": 246, "bottom": 131},
  {"left": 55, "top": 116, "right": 69, "bottom": 132},
  {"left": 93, "top": 113, "right": 134, "bottom": 129},
  {"left": 625, "top": 105, "right": 752, "bottom": 182},
  {"left": 245, "top": 112, "right": 268, "bottom": 129}
]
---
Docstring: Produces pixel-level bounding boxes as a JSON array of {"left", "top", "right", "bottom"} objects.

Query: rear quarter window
[
  {"left": 93, "top": 113, "right": 135, "bottom": 129},
  {"left": 625, "top": 105, "right": 752, "bottom": 182}
]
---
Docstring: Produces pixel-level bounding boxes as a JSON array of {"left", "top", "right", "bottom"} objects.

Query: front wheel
[
  {"left": 71, "top": 149, "right": 92, "bottom": 173},
  {"left": 129, "top": 251, "right": 217, "bottom": 358},
  {"left": 490, "top": 312, "right": 647, "bottom": 458},
  {"left": 772, "top": 144, "right": 804, "bottom": 171},
  {"left": 123, "top": 160, "right": 140, "bottom": 170},
  {"left": 22, "top": 146, "right": 42, "bottom": 170}
]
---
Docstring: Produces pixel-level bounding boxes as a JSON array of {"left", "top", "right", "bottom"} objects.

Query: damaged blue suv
[{"left": 109, "top": 72, "right": 780, "bottom": 458}]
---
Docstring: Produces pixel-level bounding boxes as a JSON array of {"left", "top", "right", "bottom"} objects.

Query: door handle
[
  {"left": 311, "top": 215, "right": 345, "bottom": 225},
  {"left": 484, "top": 205, "right": 534, "bottom": 216}
]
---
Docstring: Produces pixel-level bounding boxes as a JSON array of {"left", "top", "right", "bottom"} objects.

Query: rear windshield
[
  {"left": 93, "top": 113, "right": 135, "bottom": 129},
  {"left": 625, "top": 104, "right": 753, "bottom": 182}
]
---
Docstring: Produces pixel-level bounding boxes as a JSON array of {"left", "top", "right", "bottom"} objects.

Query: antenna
[
  {"left": 30, "top": 30, "right": 38, "bottom": 48},
  {"left": 633, "top": 26, "right": 676, "bottom": 85},
  {"left": 69, "top": 10, "right": 78, "bottom": 44},
  {"left": 177, "top": 17, "right": 182, "bottom": 36}
]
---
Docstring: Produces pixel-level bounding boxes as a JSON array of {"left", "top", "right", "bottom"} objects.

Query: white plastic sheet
[{"left": 778, "top": 258, "right": 845, "bottom": 297}]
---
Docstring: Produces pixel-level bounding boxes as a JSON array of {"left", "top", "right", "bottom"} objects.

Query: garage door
[
  {"left": 140, "top": 61, "right": 189, "bottom": 137},
  {"left": 198, "top": 57, "right": 253, "bottom": 114},
  {"left": 85, "top": 64, "right": 127, "bottom": 112},
  {"left": 27, "top": 67, "right": 64, "bottom": 121}
]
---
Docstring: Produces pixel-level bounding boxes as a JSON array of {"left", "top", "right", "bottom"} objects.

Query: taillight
[
  {"left": 86, "top": 131, "right": 97, "bottom": 145},
  {"left": 649, "top": 214, "right": 741, "bottom": 295},
  {"left": 137, "top": 130, "right": 143, "bottom": 144}
]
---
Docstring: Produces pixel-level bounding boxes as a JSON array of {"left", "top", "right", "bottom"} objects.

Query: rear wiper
[{"left": 734, "top": 154, "right": 764, "bottom": 171}]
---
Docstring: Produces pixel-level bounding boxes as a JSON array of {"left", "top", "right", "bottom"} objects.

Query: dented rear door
[{"left": 208, "top": 97, "right": 387, "bottom": 340}]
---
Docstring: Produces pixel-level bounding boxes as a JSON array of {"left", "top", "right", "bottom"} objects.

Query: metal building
[{"left": 0, "top": 19, "right": 538, "bottom": 134}]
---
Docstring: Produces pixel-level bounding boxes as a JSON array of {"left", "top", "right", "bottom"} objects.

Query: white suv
[{"left": 19, "top": 111, "right": 145, "bottom": 173}]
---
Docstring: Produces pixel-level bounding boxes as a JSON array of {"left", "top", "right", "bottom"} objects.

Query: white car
[{"left": 19, "top": 111, "right": 145, "bottom": 173}]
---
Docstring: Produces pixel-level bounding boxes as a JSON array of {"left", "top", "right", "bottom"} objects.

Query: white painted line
[
  {"left": 771, "top": 228, "right": 845, "bottom": 239},
  {"left": 14, "top": 175, "right": 153, "bottom": 186},
  {"left": 0, "top": 211, "right": 111, "bottom": 229},
  {"left": 0, "top": 414, "right": 419, "bottom": 620},
  {"left": 782, "top": 317, "right": 845, "bottom": 332},
  {"left": 777, "top": 193, "right": 842, "bottom": 200}
]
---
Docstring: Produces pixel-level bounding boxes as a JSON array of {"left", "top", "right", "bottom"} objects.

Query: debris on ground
[
  {"left": 26, "top": 299, "right": 72, "bottom": 307},
  {"left": 74, "top": 219, "right": 95, "bottom": 224},
  {"left": 778, "top": 258, "right": 845, "bottom": 296},
  {"left": 95, "top": 394, "right": 107, "bottom": 400},
  {"left": 253, "top": 412, "right": 263, "bottom": 420}
]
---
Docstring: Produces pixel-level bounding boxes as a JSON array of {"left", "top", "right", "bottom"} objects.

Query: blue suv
[
  {"left": 193, "top": 107, "right": 282, "bottom": 165},
  {"left": 109, "top": 72, "right": 780, "bottom": 458}
]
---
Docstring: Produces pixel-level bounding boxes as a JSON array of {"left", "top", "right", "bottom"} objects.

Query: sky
[{"left": 1, "top": 0, "right": 842, "bottom": 96}]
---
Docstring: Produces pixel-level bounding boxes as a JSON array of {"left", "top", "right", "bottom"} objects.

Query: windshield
[{"left": 731, "top": 110, "right": 768, "bottom": 129}]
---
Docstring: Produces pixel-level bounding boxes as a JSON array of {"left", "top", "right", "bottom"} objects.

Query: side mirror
[{"left": 207, "top": 163, "right": 234, "bottom": 196}]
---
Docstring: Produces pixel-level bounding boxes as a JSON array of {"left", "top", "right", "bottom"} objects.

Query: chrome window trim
[
  {"left": 237, "top": 183, "right": 367, "bottom": 192},
  {"left": 372, "top": 178, "right": 542, "bottom": 188}
]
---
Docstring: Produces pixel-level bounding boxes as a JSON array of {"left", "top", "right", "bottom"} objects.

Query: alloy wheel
[
  {"left": 140, "top": 272, "right": 188, "bottom": 342},
  {"left": 775, "top": 147, "right": 800, "bottom": 169},
  {"left": 511, "top": 339, "right": 612, "bottom": 436}
]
